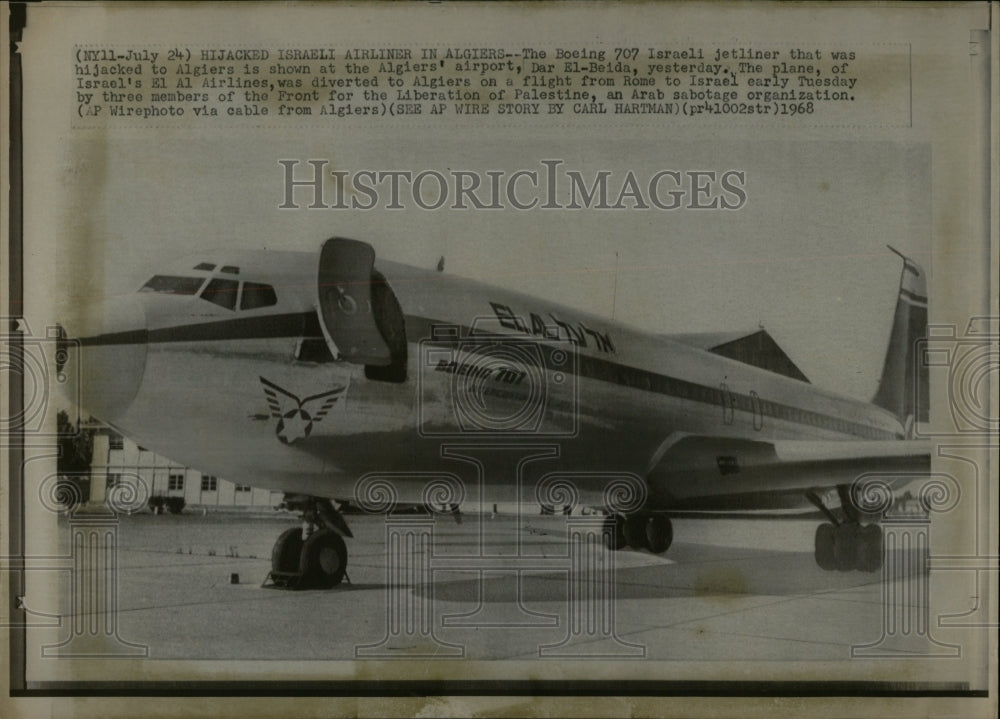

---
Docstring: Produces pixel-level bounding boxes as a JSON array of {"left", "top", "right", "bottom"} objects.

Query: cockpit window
[
  {"left": 240, "top": 282, "right": 277, "bottom": 310},
  {"left": 139, "top": 275, "right": 206, "bottom": 295},
  {"left": 200, "top": 277, "right": 239, "bottom": 310},
  {"left": 220, "top": 265, "right": 240, "bottom": 275},
  {"left": 193, "top": 262, "right": 216, "bottom": 271}
]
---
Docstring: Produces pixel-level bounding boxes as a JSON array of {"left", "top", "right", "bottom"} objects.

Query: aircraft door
[
  {"left": 317, "top": 237, "right": 393, "bottom": 365},
  {"left": 749, "top": 390, "right": 763, "bottom": 431},
  {"left": 316, "top": 237, "right": 408, "bottom": 382},
  {"left": 720, "top": 382, "right": 735, "bottom": 425}
]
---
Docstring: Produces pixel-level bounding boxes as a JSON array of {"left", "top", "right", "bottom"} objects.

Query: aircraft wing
[{"left": 642, "top": 434, "right": 931, "bottom": 511}]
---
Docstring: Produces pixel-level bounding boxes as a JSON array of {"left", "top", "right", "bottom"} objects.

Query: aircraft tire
[
  {"left": 603, "top": 514, "right": 627, "bottom": 550},
  {"left": 645, "top": 514, "right": 673, "bottom": 554},
  {"left": 856, "top": 524, "right": 883, "bottom": 573},
  {"left": 271, "top": 527, "right": 304, "bottom": 574},
  {"left": 834, "top": 523, "right": 860, "bottom": 572},
  {"left": 814, "top": 523, "right": 837, "bottom": 571},
  {"left": 623, "top": 514, "right": 649, "bottom": 550},
  {"left": 299, "top": 529, "right": 348, "bottom": 589}
]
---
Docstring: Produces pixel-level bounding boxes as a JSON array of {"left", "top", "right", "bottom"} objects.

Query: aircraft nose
[{"left": 60, "top": 295, "right": 148, "bottom": 424}]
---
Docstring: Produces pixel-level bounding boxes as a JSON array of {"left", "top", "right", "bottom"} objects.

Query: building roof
[{"left": 669, "top": 329, "right": 810, "bottom": 383}]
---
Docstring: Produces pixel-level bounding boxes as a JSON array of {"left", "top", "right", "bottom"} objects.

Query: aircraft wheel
[
  {"left": 623, "top": 514, "right": 649, "bottom": 550},
  {"left": 603, "top": 514, "right": 627, "bottom": 550},
  {"left": 271, "top": 527, "right": 304, "bottom": 574},
  {"left": 645, "top": 514, "right": 673, "bottom": 554},
  {"left": 856, "top": 524, "right": 883, "bottom": 573},
  {"left": 834, "top": 523, "right": 860, "bottom": 572},
  {"left": 299, "top": 529, "right": 348, "bottom": 589},
  {"left": 814, "top": 523, "right": 837, "bottom": 571}
]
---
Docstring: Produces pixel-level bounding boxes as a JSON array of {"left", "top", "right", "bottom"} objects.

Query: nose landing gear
[
  {"left": 264, "top": 495, "right": 352, "bottom": 589},
  {"left": 300, "top": 529, "right": 348, "bottom": 588}
]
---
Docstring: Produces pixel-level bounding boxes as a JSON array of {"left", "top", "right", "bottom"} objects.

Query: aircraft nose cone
[{"left": 60, "top": 295, "right": 148, "bottom": 424}]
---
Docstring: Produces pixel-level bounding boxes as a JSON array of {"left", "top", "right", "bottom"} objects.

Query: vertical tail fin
[{"left": 871, "top": 246, "right": 929, "bottom": 432}]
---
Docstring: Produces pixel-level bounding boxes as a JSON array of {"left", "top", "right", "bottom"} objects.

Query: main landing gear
[
  {"left": 813, "top": 522, "right": 883, "bottom": 573},
  {"left": 807, "top": 488, "right": 883, "bottom": 573},
  {"left": 604, "top": 512, "right": 673, "bottom": 554},
  {"left": 264, "top": 495, "right": 352, "bottom": 589}
]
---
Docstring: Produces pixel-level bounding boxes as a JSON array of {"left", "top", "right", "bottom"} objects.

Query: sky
[{"left": 11, "top": 2, "right": 945, "bottom": 407}]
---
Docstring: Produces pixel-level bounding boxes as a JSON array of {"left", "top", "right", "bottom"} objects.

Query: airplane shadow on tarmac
[{"left": 417, "top": 542, "right": 884, "bottom": 604}]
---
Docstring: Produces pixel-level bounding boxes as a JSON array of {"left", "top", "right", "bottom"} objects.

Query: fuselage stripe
[{"left": 74, "top": 310, "right": 899, "bottom": 440}]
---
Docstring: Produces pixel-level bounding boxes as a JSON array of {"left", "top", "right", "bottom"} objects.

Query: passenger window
[
  {"left": 139, "top": 275, "right": 205, "bottom": 295},
  {"left": 240, "top": 282, "right": 277, "bottom": 310},
  {"left": 201, "top": 278, "right": 239, "bottom": 310}
]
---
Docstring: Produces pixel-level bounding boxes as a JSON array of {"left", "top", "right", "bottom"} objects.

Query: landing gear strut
[
  {"left": 603, "top": 514, "right": 627, "bottom": 550},
  {"left": 807, "top": 488, "right": 883, "bottom": 573},
  {"left": 264, "top": 495, "right": 352, "bottom": 589},
  {"left": 604, "top": 512, "right": 673, "bottom": 555}
]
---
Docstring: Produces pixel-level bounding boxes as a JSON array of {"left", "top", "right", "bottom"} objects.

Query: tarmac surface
[{"left": 32, "top": 509, "right": 944, "bottom": 663}]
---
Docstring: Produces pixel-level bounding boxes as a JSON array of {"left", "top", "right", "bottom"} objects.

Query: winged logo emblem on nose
[{"left": 259, "top": 376, "right": 347, "bottom": 444}]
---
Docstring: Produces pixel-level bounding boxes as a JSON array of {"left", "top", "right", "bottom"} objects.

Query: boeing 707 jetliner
[{"left": 59, "top": 238, "right": 929, "bottom": 588}]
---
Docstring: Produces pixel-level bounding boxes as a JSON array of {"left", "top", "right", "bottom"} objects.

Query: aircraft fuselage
[{"left": 68, "top": 246, "right": 904, "bottom": 511}]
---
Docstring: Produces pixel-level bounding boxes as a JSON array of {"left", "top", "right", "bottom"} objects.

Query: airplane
[{"left": 57, "top": 237, "right": 929, "bottom": 589}]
